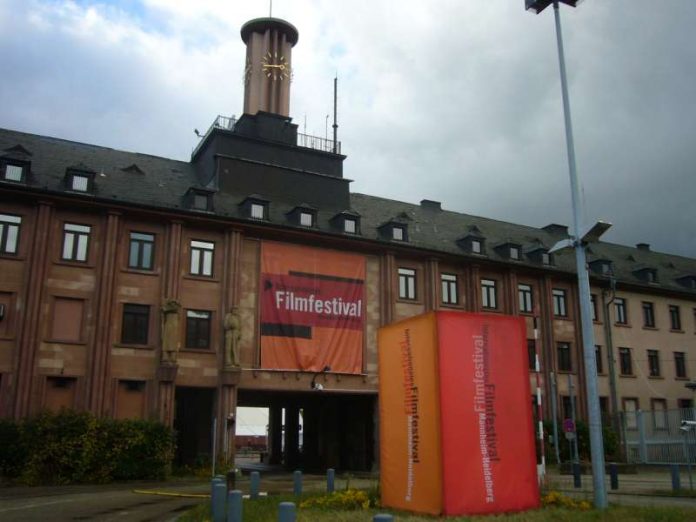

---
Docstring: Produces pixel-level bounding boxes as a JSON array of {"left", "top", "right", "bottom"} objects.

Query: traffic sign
[{"left": 563, "top": 418, "right": 576, "bottom": 433}]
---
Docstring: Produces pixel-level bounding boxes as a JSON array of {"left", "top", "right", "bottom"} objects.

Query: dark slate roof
[{"left": 2, "top": 126, "right": 696, "bottom": 296}]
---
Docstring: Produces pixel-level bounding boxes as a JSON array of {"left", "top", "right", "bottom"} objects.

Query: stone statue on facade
[
  {"left": 161, "top": 298, "right": 181, "bottom": 363},
  {"left": 224, "top": 308, "right": 242, "bottom": 367}
]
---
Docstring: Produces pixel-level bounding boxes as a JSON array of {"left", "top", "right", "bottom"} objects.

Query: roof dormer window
[
  {"left": 510, "top": 246, "right": 520, "bottom": 260},
  {"left": 300, "top": 211, "right": 314, "bottom": 227},
  {"left": 344, "top": 218, "right": 357, "bottom": 234},
  {"left": 392, "top": 226, "right": 404, "bottom": 241},
  {"left": 64, "top": 165, "right": 95, "bottom": 193},
  {"left": 250, "top": 202, "right": 266, "bottom": 220},
  {"left": 542, "top": 252, "right": 552, "bottom": 266},
  {"left": 378, "top": 220, "right": 408, "bottom": 242},
  {"left": 186, "top": 188, "right": 214, "bottom": 212},
  {"left": 589, "top": 259, "right": 613, "bottom": 276},
  {"left": 3, "top": 164, "right": 23, "bottom": 182},
  {"left": 472, "top": 239, "right": 482, "bottom": 254},
  {"left": 71, "top": 174, "right": 89, "bottom": 192}
]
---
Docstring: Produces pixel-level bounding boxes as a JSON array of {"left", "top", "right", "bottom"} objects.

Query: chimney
[
  {"left": 420, "top": 199, "right": 442, "bottom": 211},
  {"left": 636, "top": 243, "right": 650, "bottom": 251},
  {"left": 241, "top": 18, "right": 299, "bottom": 117}
]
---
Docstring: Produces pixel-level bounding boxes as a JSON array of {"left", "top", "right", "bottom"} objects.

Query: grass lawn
[{"left": 177, "top": 493, "right": 696, "bottom": 521}]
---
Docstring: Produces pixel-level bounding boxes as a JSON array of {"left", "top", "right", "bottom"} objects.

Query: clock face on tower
[{"left": 261, "top": 51, "right": 291, "bottom": 81}]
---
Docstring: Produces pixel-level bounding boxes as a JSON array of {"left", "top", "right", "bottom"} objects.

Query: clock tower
[{"left": 241, "top": 17, "right": 299, "bottom": 117}]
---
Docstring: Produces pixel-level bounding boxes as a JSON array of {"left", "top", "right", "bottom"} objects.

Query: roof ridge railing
[{"left": 193, "top": 115, "right": 341, "bottom": 157}]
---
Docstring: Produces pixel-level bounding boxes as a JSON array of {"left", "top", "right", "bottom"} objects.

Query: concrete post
[
  {"left": 250, "top": 470, "right": 260, "bottom": 499},
  {"left": 278, "top": 502, "right": 296, "bottom": 522},
  {"left": 211, "top": 481, "right": 226, "bottom": 522},
  {"left": 227, "top": 490, "right": 242, "bottom": 522},
  {"left": 327, "top": 468, "right": 335, "bottom": 493},
  {"left": 293, "top": 470, "right": 302, "bottom": 496}
]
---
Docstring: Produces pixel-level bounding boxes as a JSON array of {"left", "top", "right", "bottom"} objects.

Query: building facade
[{"left": 1, "top": 16, "right": 695, "bottom": 470}]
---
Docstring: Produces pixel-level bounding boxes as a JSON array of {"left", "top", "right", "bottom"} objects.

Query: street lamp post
[{"left": 526, "top": 0, "right": 608, "bottom": 509}]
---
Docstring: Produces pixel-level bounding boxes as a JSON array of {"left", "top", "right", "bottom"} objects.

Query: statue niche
[
  {"left": 161, "top": 298, "right": 181, "bottom": 363},
  {"left": 224, "top": 308, "right": 242, "bottom": 367}
]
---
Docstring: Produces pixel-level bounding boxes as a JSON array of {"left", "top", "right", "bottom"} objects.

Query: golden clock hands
[{"left": 262, "top": 64, "right": 286, "bottom": 69}]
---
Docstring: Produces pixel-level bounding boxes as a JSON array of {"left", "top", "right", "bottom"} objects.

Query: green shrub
[{"left": 0, "top": 410, "right": 175, "bottom": 485}]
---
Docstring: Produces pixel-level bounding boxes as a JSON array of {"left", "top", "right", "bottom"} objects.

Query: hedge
[{"left": 0, "top": 410, "right": 176, "bottom": 485}]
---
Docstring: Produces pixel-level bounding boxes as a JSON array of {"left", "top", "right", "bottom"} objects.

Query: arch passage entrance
[{"left": 238, "top": 389, "right": 376, "bottom": 472}]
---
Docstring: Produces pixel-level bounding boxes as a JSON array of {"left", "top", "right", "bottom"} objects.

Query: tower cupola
[{"left": 241, "top": 17, "right": 299, "bottom": 117}]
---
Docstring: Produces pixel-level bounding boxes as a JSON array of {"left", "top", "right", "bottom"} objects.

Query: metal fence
[{"left": 621, "top": 408, "right": 696, "bottom": 464}]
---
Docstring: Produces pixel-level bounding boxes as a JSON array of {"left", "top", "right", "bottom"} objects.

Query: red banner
[{"left": 260, "top": 242, "right": 365, "bottom": 373}]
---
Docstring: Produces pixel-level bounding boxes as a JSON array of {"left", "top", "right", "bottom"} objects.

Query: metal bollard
[
  {"left": 608, "top": 463, "right": 619, "bottom": 490},
  {"left": 250, "top": 470, "right": 261, "bottom": 500},
  {"left": 227, "top": 490, "right": 243, "bottom": 522},
  {"left": 278, "top": 501, "right": 296, "bottom": 522},
  {"left": 671, "top": 464, "right": 681, "bottom": 491},
  {"left": 373, "top": 515, "right": 394, "bottom": 521},
  {"left": 572, "top": 462, "right": 581, "bottom": 488},
  {"left": 211, "top": 482, "right": 227, "bottom": 522},
  {"left": 293, "top": 470, "right": 302, "bottom": 496},
  {"left": 327, "top": 468, "right": 335, "bottom": 493}
]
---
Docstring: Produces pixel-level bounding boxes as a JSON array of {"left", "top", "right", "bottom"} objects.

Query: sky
[{"left": 1, "top": 0, "right": 695, "bottom": 258}]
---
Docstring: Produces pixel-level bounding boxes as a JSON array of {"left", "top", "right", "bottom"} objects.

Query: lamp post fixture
[{"left": 526, "top": 0, "right": 608, "bottom": 509}]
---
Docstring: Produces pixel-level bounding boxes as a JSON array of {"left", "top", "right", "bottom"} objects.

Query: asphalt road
[{"left": 0, "top": 484, "right": 205, "bottom": 522}]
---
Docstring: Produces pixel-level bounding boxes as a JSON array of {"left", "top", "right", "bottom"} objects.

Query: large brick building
[{"left": 1, "top": 16, "right": 695, "bottom": 470}]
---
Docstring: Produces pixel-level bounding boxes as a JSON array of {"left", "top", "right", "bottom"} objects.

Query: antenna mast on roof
[{"left": 332, "top": 75, "right": 338, "bottom": 154}]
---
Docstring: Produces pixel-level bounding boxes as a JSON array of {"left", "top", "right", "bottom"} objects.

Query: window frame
[
  {"left": 675, "top": 351, "right": 687, "bottom": 379},
  {"left": 61, "top": 223, "right": 91, "bottom": 262},
  {"left": 2, "top": 162, "right": 24, "bottom": 182},
  {"left": 651, "top": 398, "right": 668, "bottom": 430},
  {"left": 557, "top": 341, "right": 572, "bottom": 372},
  {"left": 250, "top": 202, "right": 266, "bottom": 220},
  {"left": 642, "top": 301, "right": 656, "bottom": 328},
  {"left": 615, "top": 298, "right": 628, "bottom": 325},
  {"left": 590, "top": 294, "right": 599, "bottom": 321},
  {"left": 669, "top": 305, "right": 682, "bottom": 331},
  {"left": 392, "top": 226, "right": 405, "bottom": 241},
  {"left": 190, "top": 239, "right": 214, "bottom": 277},
  {"left": 623, "top": 397, "right": 639, "bottom": 430},
  {"left": 595, "top": 345, "right": 603, "bottom": 374},
  {"left": 121, "top": 303, "right": 150, "bottom": 345},
  {"left": 398, "top": 268, "right": 416, "bottom": 300},
  {"left": 647, "top": 349, "right": 661, "bottom": 377},
  {"left": 619, "top": 347, "right": 633, "bottom": 376},
  {"left": 299, "top": 211, "right": 314, "bottom": 227},
  {"left": 518, "top": 283, "right": 533, "bottom": 314},
  {"left": 0, "top": 213, "right": 21, "bottom": 255},
  {"left": 552, "top": 288, "right": 568, "bottom": 318},
  {"left": 185, "top": 309, "right": 212, "bottom": 350},
  {"left": 440, "top": 273, "right": 458, "bottom": 305},
  {"left": 343, "top": 217, "right": 357, "bottom": 234},
  {"left": 481, "top": 279, "right": 497, "bottom": 310},
  {"left": 128, "top": 231, "right": 155, "bottom": 271}
]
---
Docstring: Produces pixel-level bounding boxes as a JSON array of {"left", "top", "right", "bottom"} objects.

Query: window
[
  {"left": 619, "top": 347, "right": 633, "bottom": 375},
  {"left": 50, "top": 297, "right": 84, "bottom": 343},
  {"left": 590, "top": 294, "right": 598, "bottom": 321},
  {"left": 344, "top": 218, "right": 357, "bottom": 234},
  {"left": 185, "top": 310, "right": 211, "bottom": 349},
  {"left": 3, "top": 164, "right": 23, "bottom": 182},
  {"left": 623, "top": 398, "right": 638, "bottom": 430},
  {"left": 647, "top": 349, "right": 661, "bottom": 377},
  {"left": 595, "top": 345, "right": 603, "bottom": 374},
  {"left": 669, "top": 305, "right": 682, "bottom": 330},
  {"left": 392, "top": 226, "right": 404, "bottom": 241},
  {"left": 300, "top": 211, "right": 314, "bottom": 227},
  {"left": 481, "top": 279, "right": 497, "bottom": 309},
  {"left": 552, "top": 289, "right": 567, "bottom": 317},
  {"left": 128, "top": 232, "right": 154, "bottom": 270},
  {"left": 471, "top": 239, "right": 482, "bottom": 254},
  {"left": 651, "top": 399, "right": 668, "bottom": 430},
  {"left": 250, "top": 202, "right": 266, "bottom": 220},
  {"left": 541, "top": 252, "right": 551, "bottom": 266},
  {"left": 62, "top": 223, "right": 91, "bottom": 262},
  {"left": 678, "top": 398, "right": 694, "bottom": 410},
  {"left": 398, "top": 268, "right": 416, "bottom": 300},
  {"left": 615, "top": 298, "right": 627, "bottom": 324},
  {"left": 0, "top": 214, "right": 20, "bottom": 255},
  {"left": 71, "top": 174, "right": 89, "bottom": 192},
  {"left": 557, "top": 342, "right": 572, "bottom": 372},
  {"left": 121, "top": 304, "right": 150, "bottom": 345},
  {"left": 190, "top": 240, "right": 214, "bottom": 276},
  {"left": 675, "top": 352, "right": 687, "bottom": 378},
  {"left": 518, "top": 284, "right": 533, "bottom": 313},
  {"left": 561, "top": 395, "right": 573, "bottom": 420},
  {"left": 441, "top": 273, "right": 458, "bottom": 305},
  {"left": 642, "top": 302, "right": 655, "bottom": 328},
  {"left": 510, "top": 246, "right": 520, "bottom": 260},
  {"left": 528, "top": 339, "right": 537, "bottom": 371}
]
